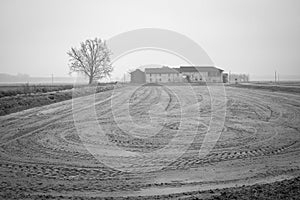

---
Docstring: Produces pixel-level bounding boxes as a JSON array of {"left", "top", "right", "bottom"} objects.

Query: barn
[{"left": 179, "top": 66, "right": 224, "bottom": 82}]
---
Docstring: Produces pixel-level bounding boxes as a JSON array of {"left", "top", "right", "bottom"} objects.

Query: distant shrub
[
  {"left": 23, "top": 83, "right": 30, "bottom": 95},
  {"left": 0, "top": 84, "right": 75, "bottom": 98}
]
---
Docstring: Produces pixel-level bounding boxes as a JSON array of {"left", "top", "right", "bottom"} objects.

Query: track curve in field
[{"left": 0, "top": 85, "right": 299, "bottom": 199}]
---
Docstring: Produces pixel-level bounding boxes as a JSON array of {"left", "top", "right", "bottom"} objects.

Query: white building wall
[
  {"left": 146, "top": 73, "right": 181, "bottom": 83},
  {"left": 182, "top": 72, "right": 209, "bottom": 82},
  {"left": 145, "top": 71, "right": 222, "bottom": 83}
]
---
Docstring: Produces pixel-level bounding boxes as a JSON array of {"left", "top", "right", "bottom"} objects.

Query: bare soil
[
  {"left": 0, "top": 84, "right": 117, "bottom": 116},
  {"left": 229, "top": 82, "right": 300, "bottom": 94},
  {"left": 0, "top": 85, "right": 299, "bottom": 199}
]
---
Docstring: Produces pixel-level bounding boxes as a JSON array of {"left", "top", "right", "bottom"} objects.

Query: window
[
  {"left": 168, "top": 78, "right": 171, "bottom": 82},
  {"left": 150, "top": 78, "right": 152, "bottom": 82},
  {"left": 150, "top": 73, "right": 152, "bottom": 77},
  {"left": 159, "top": 78, "right": 161, "bottom": 82}
]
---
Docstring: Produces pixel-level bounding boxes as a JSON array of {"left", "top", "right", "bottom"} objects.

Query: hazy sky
[{"left": 0, "top": 0, "right": 300, "bottom": 81}]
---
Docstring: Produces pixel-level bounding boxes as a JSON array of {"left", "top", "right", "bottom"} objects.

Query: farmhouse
[
  {"left": 145, "top": 66, "right": 181, "bottom": 83},
  {"left": 130, "top": 66, "right": 224, "bottom": 83}
]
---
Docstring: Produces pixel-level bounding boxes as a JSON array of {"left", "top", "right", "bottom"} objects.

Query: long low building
[
  {"left": 130, "top": 66, "right": 224, "bottom": 83},
  {"left": 178, "top": 66, "right": 224, "bottom": 83},
  {"left": 145, "top": 67, "right": 181, "bottom": 83}
]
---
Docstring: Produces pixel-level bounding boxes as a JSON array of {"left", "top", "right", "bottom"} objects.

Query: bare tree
[{"left": 67, "top": 38, "right": 113, "bottom": 84}]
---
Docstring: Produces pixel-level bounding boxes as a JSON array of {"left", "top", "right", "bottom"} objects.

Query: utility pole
[{"left": 275, "top": 71, "right": 277, "bottom": 83}]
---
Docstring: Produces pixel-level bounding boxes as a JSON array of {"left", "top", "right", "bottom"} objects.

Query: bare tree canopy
[{"left": 67, "top": 38, "right": 113, "bottom": 84}]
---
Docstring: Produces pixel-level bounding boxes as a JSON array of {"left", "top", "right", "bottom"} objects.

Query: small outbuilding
[{"left": 130, "top": 69, "right": 146, "bottom": 83}]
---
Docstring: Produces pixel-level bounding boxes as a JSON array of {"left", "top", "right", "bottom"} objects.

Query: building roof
[
  {"left": 145, "top": 67, "right": 180, "bottom": 74},
  {"left": 180, "top": 66, "right": 224, "bottom": 73},
  {"left": 141, "top": 66, "right": 224, "bottom": 74},
  {"left": 130, "top": 69, "right": 144, "bottom": 74}
]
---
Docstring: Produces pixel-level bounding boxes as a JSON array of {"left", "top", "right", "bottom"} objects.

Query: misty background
[{"left": 0, "top": 0, "right": 300, "bottom": 83}]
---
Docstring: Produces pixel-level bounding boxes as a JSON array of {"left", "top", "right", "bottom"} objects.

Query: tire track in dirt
[
  {"left": 0, "top": 89, "right": 122, "bottom": 147},
  {"left": 0, "top": 86, "right": 299, "bottom": 199}
]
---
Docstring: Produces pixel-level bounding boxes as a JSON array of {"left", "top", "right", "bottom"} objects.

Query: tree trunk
[{"left": 88, "top": 76, "right": 93, "bottom": 84}]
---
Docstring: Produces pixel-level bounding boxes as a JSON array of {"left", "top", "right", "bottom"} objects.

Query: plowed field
[{"left": 0, "top": 85, "right": 299, "bottom": 199}]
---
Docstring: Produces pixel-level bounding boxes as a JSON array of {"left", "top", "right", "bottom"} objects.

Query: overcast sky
[{"left": 0, "top": 0, "right": 300, "bottom": 81}]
